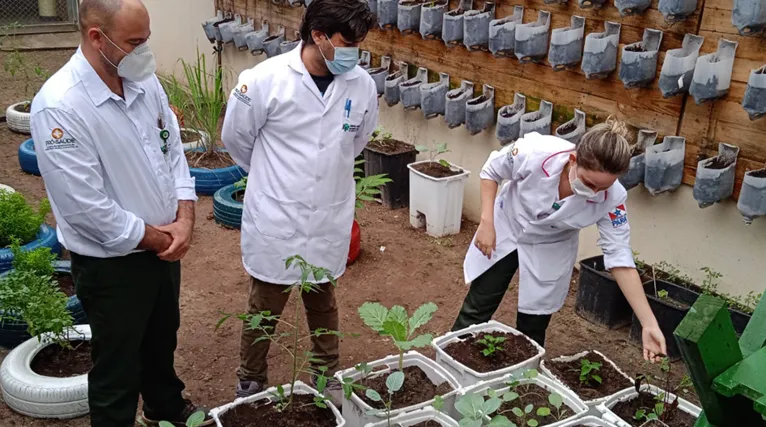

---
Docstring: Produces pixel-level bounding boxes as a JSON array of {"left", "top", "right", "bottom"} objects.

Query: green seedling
[
  {"left": 354, "top": 159, "right": 393, "bottom": 210},
  {"left": 159, "top": 410, "right": 206, "bottom": 427},
  {"left": 415, "top": 142, "right": 451, "bottom": 168},
  {"left": 578, "top": 359, "right": 603, "bottom": 386},
  {"left": 477, "top": 335, "right": 506, "bottom": 357},
  {"left": 365, "top": 370, "right": 405, "bottom": 427},
  {"left": 657, "top": 290, "right": 669, "bottom": 299}
]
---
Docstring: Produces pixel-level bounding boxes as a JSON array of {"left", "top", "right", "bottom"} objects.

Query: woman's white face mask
[
  {"left": 569, "top": 164, "right": 599, "bottom": 198},
  {"left": 98, "top": 29, "right": 156, "bottom": 82}
]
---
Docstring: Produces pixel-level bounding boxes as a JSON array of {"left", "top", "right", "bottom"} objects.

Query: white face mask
[
  {"left": 569, "top": 164, "right": 599, "bottom": 198},
  {"left": 98, "top": 29, "right": 156, "bottom": 82}
]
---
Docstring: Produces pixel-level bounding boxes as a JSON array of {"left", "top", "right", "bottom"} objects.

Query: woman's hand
[
  {"left": 642, "top": 324, "right": 667, "bottom": 362},
  {"left": 474, "top": 221, "right": 496, "bottom": 259}
]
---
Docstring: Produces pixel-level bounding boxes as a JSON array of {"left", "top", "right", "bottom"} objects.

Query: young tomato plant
[
  {"left": 354, "top": 159, "right": 393, "bottom": 210},
  {"left": 415, "top": 142, "right": 451, "bottom": 168},
  {"left": 578, "top": 359, "right": 603, "bottom": 386},
  {"left": 477, "top": 335, "right": 506, "bottom": 357},
  {"left": 364, "top": 371, "right": 405, "bottom": 427}
]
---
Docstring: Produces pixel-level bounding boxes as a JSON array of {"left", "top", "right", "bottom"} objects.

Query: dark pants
[
  {"left": 452, "top": 250, "right": 553, "bottom": 346},
  {"left": 71, "top": 251, "right": 186, "bottom": 427}
]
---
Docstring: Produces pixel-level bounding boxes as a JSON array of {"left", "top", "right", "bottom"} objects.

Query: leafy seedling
[
  {"left": 365, "top": 370, "right": 405, "bottom": 427},
  {"left": 657, "top": 290, "right": 669, "bottom": 299},
  {"left": 477, "top": 335, "right": 506, "bottom": 357},
  {"left": 159, "top": 410, "right": 206, "bottom": 427},
  {"left": 578, "top": 358, "right": 603, "bottom": 386},
  {"left": 354, "top": 159, "right": 392, "bottom": 210},
  {"left": 455, "top": 391, "right": 513, "bottom": 427},
  {"left": 415, "top": 142, "right": 451, "bottom": 168}
]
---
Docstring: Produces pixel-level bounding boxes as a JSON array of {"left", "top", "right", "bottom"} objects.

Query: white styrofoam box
[
  {"left": 540, "top": 350, "right": 633, "bottom": 408},
  {"left": 459, "top": 371, "right": 589, "bottom": 427},
  {"left": 334, "top": 351, "right": 461, "bottom": 427},
  {"left": 560, "top": 415, "right": 619, "bottom": 426},
  {"left": 597, "top": 384, "right": 701, "bottom": 427},
  {"left": 364, "top": 406, "right": 460, "bottom": 427},
  {"left": 432, "top": 320, "right": 546, "bottom": 388},
  {"left": 407, "top": 160, "right": 471, "bottom": 238},
  {"left": 209, "top": 381, "right": 345, "bottom": 427}
]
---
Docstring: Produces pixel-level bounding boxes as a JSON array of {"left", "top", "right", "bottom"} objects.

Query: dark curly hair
[{"left": 300, "top": 0, "right": 377, "bottom": 45}]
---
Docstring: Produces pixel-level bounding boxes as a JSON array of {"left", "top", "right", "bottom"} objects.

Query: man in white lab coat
[{"left": 222, "top": 0, "right": 378, "bottom": 398}]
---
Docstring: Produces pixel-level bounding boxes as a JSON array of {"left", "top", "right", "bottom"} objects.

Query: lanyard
[{"left": 156, "top": 92, "right": 170, "bottom": 154}]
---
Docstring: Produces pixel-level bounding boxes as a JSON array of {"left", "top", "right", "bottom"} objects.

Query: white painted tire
[
  {"left": 181, "top": 128, "right": 210, "bottom": 152},
  {"left": 0, "top": 325, "right": 91, "bottom": 419},
  {"left": 6, "top": 102, "right": 32, "bottom": 134},
  {"left": 0, "top": 184, "right": 15, "bottom": 193}
]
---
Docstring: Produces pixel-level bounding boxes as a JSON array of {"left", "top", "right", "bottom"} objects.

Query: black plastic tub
[
  {"left": 730, "top": 308, "right": 751, "bottom": 335},
  {"left": 575, "top": 255, "right": 635, "bottom": 329},
  {"left": 363, "top": 142, "right": 417, "bottom": 209}
]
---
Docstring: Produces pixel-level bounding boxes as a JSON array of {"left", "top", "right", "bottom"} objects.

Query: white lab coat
[
  {"left": 222, "top": 42, "right": 379, "bottom": 284},
  {"left": 464, "top": 133, "right": 636, "bottom": 315}
]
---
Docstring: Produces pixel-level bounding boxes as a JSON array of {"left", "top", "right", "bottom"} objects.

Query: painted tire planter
[
  {"left": 0, "top": 324, "right": 91, "bottom": 419},
  {"left": 540, "top": 350, "right": 633, "bottom": 408},
  {"left": 212, "top": 184, "right": 244, "bottom": 229},
  {"left": 432, "top": 320, "right": 545, "bottom": 388},
  {"left": 575, "top": 255, "right": 634, "bottom": 329},
  {"left": 190, "top": 164, "right": 246, "bottom": 196},
  {"left": 0, "top": 224, "right": 61, "bottom": 274},
  {"left": 407, "top": 160, "right": 471, "bottom": 238},
  {"left": 0, "top": 184, "right": 15, "bottom": 194},
  {"left": 180, "top": 128, "right": 210, "bottom": 152},
  {"left": 6, "top": 102, "right": 32, "bottom": 134},
  {"left": 597, "top": 384, "right": 701, "bottom": 427},
  {"left": 18, "top": 139, "right": 40, "bottom": 176},
  {"left": 367, "top": 406, "right": 459, "bottom": 427},
  {"left": 347, "top": 219, "right": 361, "bottom": 266}
]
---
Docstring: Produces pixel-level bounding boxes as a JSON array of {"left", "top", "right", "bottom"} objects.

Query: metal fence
[{"left": 0, "top": 0, "right": 79, "bottom": 34}]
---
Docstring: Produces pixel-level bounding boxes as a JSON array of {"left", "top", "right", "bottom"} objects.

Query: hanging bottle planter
[
  {"left": 554, "top": 109, "right": 587, "bottom": 144},
  {"left": 202, "top": 11, "right": 227, "bottom": 44},
  {"left": 245, "top": 20, "right": 270, "bottom": 56},
  {"left": 619, "top": 130, "right": 658, "bottom": 190},
  {"left": 578, "top": 0, "right": 607, "bottom": 9},
  {"left": 644, "top": 136, "right": 686, "bottom": 196},
  {"left": 659, "top": 34, "right": 704, "bottom": 98},
  {"left": 278, "top": 31, "right": 301, "bottom": 55},
  {"left": 496, "top": 93, "right": 526, "bottom": 145},
  {"left": 520, "top": 100, "right": 553, "bottom": 136},
  {"left": 465, "top": 84, "right": 495, "bottom": 135},
  {"left": 442, "top": 0, "right": 474, "bottom": 47},
  {"left": 398, "top": 0, "right": 423, "bottom": 35},
  {"left": 421, "top": 1, "right": 448, "bottom": 40},
  {"left": 515, "top": 11, "right": 552, "bottom": 64},
  {"left": 463, "top": 2, "right": 496, "bottom": 52},
  {"left": 582, "top": 22, "right": 621, "bottom": 80},
  {"left": 619, "top": 28, "right": 664, "bottom": 89},
  {"left": 737, "top": 164, "right": 766, "bottom": 224},
  {"left": 489, "top": 6, "right": 524, "bottom": 58},
  {"left": 401, "top": 67, "right": 429, "bottom": 110},
  {"left": 445, "top": 80, "right": 474, "bottom": 128},
  {"left": 359, "top": 51, "right": 372, "bottom": 69},
  {"left": 232, "top": 18, "right": 255, "bottom": 51},
  {"left": 421, "top": 72, "right": 450, "bottom": 119},
  {"left": 549, "top": 16, "right": 586, "bottom": 71},
  {"left": 742, "top": 65, "right": 766, "bottom": 120},
  {"left": 263, "top": 25, "right": 286, "bottom": 58},
  {"left": 213, "top": 14, "right": 235, "bottom": 42},
  {"left": 690, "top": 39, "right": 738, "bottom": 105},
  {"left": 379, "top": 0, "right": 398, "bottom": 30},
  {"left": 219, "top": 14, "right": 242, "bottom": 44},
  {"left": 384, "top": 61, "right": 409, "bottom": 107},
  {"left": 616, "top": 0, "right": 651, "bottom": 16},
  {"left": 693, "top": 143, "right": 740, "bottom": 208},
  {"left": 659, "top": 0, "right": 697, "bottom": 22},
  {"left": 369, "top": 56, "right": 392, "bottom": 97},
  {"left": 732, "top": 0, "right": 766, "bottom": 35}
]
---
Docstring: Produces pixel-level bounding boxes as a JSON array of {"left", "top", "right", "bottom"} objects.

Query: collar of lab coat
[
  {"left": 287, "top": 42, "right": 361, "bottom": 109},
  {"left": 74, "top": 47, "right": 146, "bottom": 108}
]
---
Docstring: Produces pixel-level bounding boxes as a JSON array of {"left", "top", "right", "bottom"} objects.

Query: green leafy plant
[
  {"left": 354, "top": 159, "right": 392, "bottom": 210},
  {"left": 181, "top": 49, "right": 225, "bottom": 165},
  {"left": 234, "top": 177, "right": 248, "bottom": 189},
  {"left": 0, "top": 191, "right": 51, "bottom": 247},
  {"left": 365, "top": 371, "right": 405, "bottom": 427},
  {"left": 2, "top": 25, "right": 50, "bottom": 108},
  {"left": 657, "top": 290, "right": 669, "bottom": 299},
  {"left": 159, "top": 73, "right": 191, "bottom": 119},
  {"left": 158, "top": 410, "right": 206, "bottom": 427},
  {"left": 358, "top": 302, "right": 437, "bottom": 371},
  {"left": 10, "top": 240, "right": 55, "bottom": 277},
  {"left": 578, "top": 359, "right": 602, "bottom": 386},
  {"left": 633, "top": 357, "right": 680, "bottom": 424},
  {"left": 455, "top": 391, "right": 512, "bottom": 427},
  {"left": 477, "top": 335, "right": 506, "bottom": 357},
  {"left": 369, "top": 126, "right": 393, "bottom": 146},
  {"left": 415, "top": 142, "right": 451, "bottom": 168}
]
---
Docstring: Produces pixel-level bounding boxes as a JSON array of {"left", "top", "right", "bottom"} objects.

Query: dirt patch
[
  {"left": 367, "top": 139, "right": 416, "bottom": 155},
  {"left": 411, "top": 161, "right": 462, "bottom": 178},
  {"left": 359, "top": 366, "right": 453, "bottom": 410},
  {"left": 185, "top": 151, "right": 234, "bottom": 169},
  {"left": 218, "top": 394, "right": 335, "bottom": 427},
  {"left": 56, "top": 272, "right": 76, "bottom": 297},
  {"left": 31, "top": 341, "right": 92, "bottom": 378},
  {"left": 610, "top": 391, "right": 696, "bottom": 427},
  {"left": 545, "top": 352, "right": 632, "bottom": 401},
  {"left": 497, "top": 384, "right": 576, "bottom": 425},
  {"left": 443, "top": 332, "right": 538, "bottom": 373}
]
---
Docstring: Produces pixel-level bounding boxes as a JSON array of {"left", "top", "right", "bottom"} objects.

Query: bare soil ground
[{"left": 0, "top": 50, "right": 696, "bottom": 426}]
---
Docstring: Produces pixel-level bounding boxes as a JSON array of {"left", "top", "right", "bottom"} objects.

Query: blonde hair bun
[{"left": 576, "top": 115, "right": 632, "bottom": 175}]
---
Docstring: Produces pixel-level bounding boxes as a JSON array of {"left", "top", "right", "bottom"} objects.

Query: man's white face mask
[{"left": 98, "top": 29, "right": 156, "bottom": 82}]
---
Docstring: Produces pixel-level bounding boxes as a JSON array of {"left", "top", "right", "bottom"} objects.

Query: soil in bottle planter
[
  {"left": 442, "top": 332, "right": 538, "bottom": 373},
  {"left": 610, "top": 391, "right": 696, "bottom": 427},
  {"left": 412, "top": 161, "right": 463, "bottom": 178},
  {"left": 360, "top": 366, "right": 453, "bottom": 409},
  {"left": 219, "top": 394, "right": 337, "bottom": 427},
  {"left": 546, "top": 353, "right": 632, "bottom": 400},
  {"left": 31, "top": 341, "right": 93, "bottom": 377}
]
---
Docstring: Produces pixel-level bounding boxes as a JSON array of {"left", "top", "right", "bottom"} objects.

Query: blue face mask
[{"left": 321, "top": 34, "right": 359, "bottom": 75}]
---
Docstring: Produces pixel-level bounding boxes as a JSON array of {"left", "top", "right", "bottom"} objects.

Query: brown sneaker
[{"left": 141, "top": 399, "right": 215, "bottom": 426}]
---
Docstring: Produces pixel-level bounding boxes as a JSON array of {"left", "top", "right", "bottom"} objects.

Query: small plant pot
[
  {"left": 733, "top": 0, "right": 766, "bottom": 35},
  {"left": 659, "top": 0, "right": 697, "bottom": 22},
  {"left": 408, "top": 160, "right": 471, "bottom": 237},
  {"left": 218, "top": 14, "right": 242, "bottom": 44},
  {"left": 615, "top": 0, "right": 651, "bottom": 16},
  {"left": 619, "top": 29, "right": 663, "bottom": 89},
  {"left": 582, "top": 22, "right": 621, "bottom": 80},
  {"left": 515, "top": 10, "right": 551, "bottom": 63},
  {"left": 442, "top": 0, "right": 474, "bottom": 47},
  {"left": 644, "top": 136, "right": 686, "bottom": 196},
  {"left": 618, "top": 129, "right": 658, "bottom": 190},
  {"left": 742, "top": 65, "right": 766, "bottom": 120},
  {"left": 658, "top": 34, "right": 704, "bottom": 98},
  {"left": 232, "top": 18, "right": 255, "bottom": 50},
  {"left": 421, "top": 1, "right": 449, "bottom": 40},
  {"left": 559, "top": 416, "right": 619, "bottom": 426},
  {"left": 737, "top": 165, "right": 766, "bottom": 224},
  {"left": 578, "top": 0, "right": 608, "bottom": 9},
  {"left": 465, "top": 84, "right": 495, "bottom": 136},
  {"left": 496, "top": 93, "right": 526, "bottom": 145},
  {"left": 369, "top": 56, "right": 392, "bottom": 97},
  {"left": 358, "top": 50, "right": 371, "bottom": 70},
  {"left": 334, "top": 351, "right": 460, "bottom": 427},
  {"left": 245, "top": 21, "right": 270, "bottom": 55},
  {"left": 463, "top": 2, "right": 495, "bottom": 52},
  {"left": 540, "top": 350, "right": 633, "bottom": 407},
  {"left": 6, "top": 102, "right": 32, "bottom": 134},
  {"left": 384, "top": 61, "right": 409, "bottom": 107},
  {"left": 213, "top": 184, "right": 244, "bottom": 229},
  {"left": 366, "top": 407, "right": 459, "bottom": 427},
  {"left": 421, "top": 72, "right": 450, "bottom": 119},
  {"left": 520, "top": 100, "right": 553, "bottom": 137},
  {"left": 555, "top": 109, "right": 586, "bottom": 144},
  {"left": 180, "top": 128, "right": 211, "bottom": 152},
  {"left": 379, "top": 0, "right": 398, "bottom": 29},
  {"left": 574, "top": 255, "right": 635, "bottom": 329},
  {"left": 263, "top": 25, "right": 286, "bottom": 58},
  {"left": 279, "top": 31, "right": 301, "bottom": 55},
  {"left": 398, "top": 0, "right": 423, "bottom": 35},
  {"left": 549, "top": 16, "right": 586, "bottom": 71},
  {"left": 445, "top": 80, "right": 474, "bottom": 129},
  {"left": 202, "top": 12, "right": 227, "bottom": 43},
  {"left": 432, "top": 320, "right": 545, "bottom": 388},
  {"left": 693, "top": 142, "right": 740, "bottom": 208},
  {"left": 401, "top": 67, "right": 429, "bottom": 110},
  {"left": 690, "top": 38, "right": 738, "bottom": 105},
  {"left": 489, "top": 6, "right": 524, "bottom": 58},
  {"left": 598, "top": 384, "right": 701, "bottom": 426},
  {"left": 363, "top": 141, "right": 418, "bottom": 209}
]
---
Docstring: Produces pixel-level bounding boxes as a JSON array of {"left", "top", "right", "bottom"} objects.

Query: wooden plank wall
[{"left": 222, "top": 0, "right": 765, "bottom": 198}]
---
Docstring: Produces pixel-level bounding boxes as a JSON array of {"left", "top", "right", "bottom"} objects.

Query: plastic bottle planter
[
  {"left": 555, "top": 109, "right": 586, "bottom": 144},
  {"left": 263, "top": 26, "right": 286, "bottom": 58},
  {"left": 742, "top": 65, "right": 766, "bottom": 120},
  {"left": 619, "top": 129, "right": 658, "bottom": 190},
  {"left": 693, "top": 143, "right": 740, "bottom": 208},
  {"left": 445, "top": 80, "right": 474, "bottom": 128},
  {"left": 496, "top": 93, "right": 526, "bottom": 145},
  {"left": 737, "top": 164, "right": 766, "bottom": 224},
  {"left": 213, "top": 14, "right": 235, "bottom": 42},
  {"left": 644, "top": 136, "right": 686, "bottom": 196},
  {"left": 489, "top": 6, "right": 524, "bottom": 58},
  {"left": 658, "top": 34, "right": 704, "bottom": 98},
  {"left": 619, "top": 29, "right": 664, "bottom": 89},
  {"left": 400, "top": 67, "right": 429, "bottom": 110},
  {"left": 689, "top": 39, "right": 738, "bottom": 105},
  {"left": 358, "top": 51, "right": 372, "bottom": 70},
  {"left": 598, "top": 385, "right": 701, "bottom": 426},
  {"left": 218, "top": 14, "right": 242, "bottom": 44},
  {"left": 615, "top": 0, "right": 651, "bottom": 16},
  {"left": 286, "top": 0, "right": 304, "bottom": 7},
  {"left": 463, "top": 2, "right": 495, "bottom": 52},
  {"left": 733, "top": 0, "right": 766, "bottom": 35},
  {"left": 421, "top": 1, "right": 448, "bottom": 40},
  {"left": 578, "top": 0, "right": 607, "bottom": 9},
  {"left": 515, "top": 11, "right": 551, "bottom": 63},
  {"left": 398, "top": 0, "right": 422, "bottom": 35},
  {"left": 465, "top": 84, "right": 495, "bottom": 135},
  {"left": 245, "top": 21, "right": 270, "bottom": 55},
  {"left": 520, "top": 100, "right": 553, "bottom": 137},
  {"left": 549, "top": 16, "right": 586, "bottom": 71},
  {"left": 202, "top": 11, "right": 226, "bottom": 43},
  {"left": 278, "top": 32, "right": 301, "bottom": 55},
  {"left": 369, "top": 56, "right": 392, "bottom": 97},
  {"left": 659, "top": 0, "right": 697, "bottom": 22},
  {"left": 442, "top": 0, "right": 474, "bottom": 47},
  {"left": 384, "top": 61, "right": 409, "bottom": 107},
  {"left": 379, "top": 0, "right": 398, "bottom": 29},
  {"left": 232, "top": 18, "right": 255, "bottom": 51},
  {"left": 582, "top": 22, "right": 621, "bottom": 80},
  {"left": 421, "top": 72, "right": 450, "bottom": 119}
]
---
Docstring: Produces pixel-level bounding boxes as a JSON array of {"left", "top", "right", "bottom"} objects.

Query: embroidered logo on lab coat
[
  {"left": 233, "top": 85, "right": 251, "bottom": 106},
  {"left": 44, "top": 128, "right": 78, "bottom": 151},
  {"left": 342, "top": 123, "right": 360, "bottom": 132},
  {"left": 608, "top": 204, "right": 628, "bottom": 228},
  {"left": 240, "top": 84, "right": 248, "bottom": 94}
]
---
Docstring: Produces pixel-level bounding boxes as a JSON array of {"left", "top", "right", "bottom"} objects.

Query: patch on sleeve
[
  {"left": 608, "top": 204, "right": 628, "bottom": 228},
  {"left": 505, "top": 143, "right": 516, "bottom": 166},
  {"left": 44, "top": 128, "right": 78, "bottom": 151},
  {"left": 233, "top": 84, "right": 252, "bottom": 106}
]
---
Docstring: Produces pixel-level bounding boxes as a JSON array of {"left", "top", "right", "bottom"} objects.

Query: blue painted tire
[
  {"left": 18, "top": 139, "right": 39, "bottom": 176},
  {"left": 213, "top": 184, "right": 244, "bottom": 229},
  {"left": 0, "top": 225, "right": 61, "bottom": 274},
  {"left": 190, "top": 165, "right": 246, "bottom": 196}
]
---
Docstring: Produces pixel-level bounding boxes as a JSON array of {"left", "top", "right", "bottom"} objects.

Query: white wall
[{"left": 145, "top": 0, "right": 766, "bottom": 298}]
